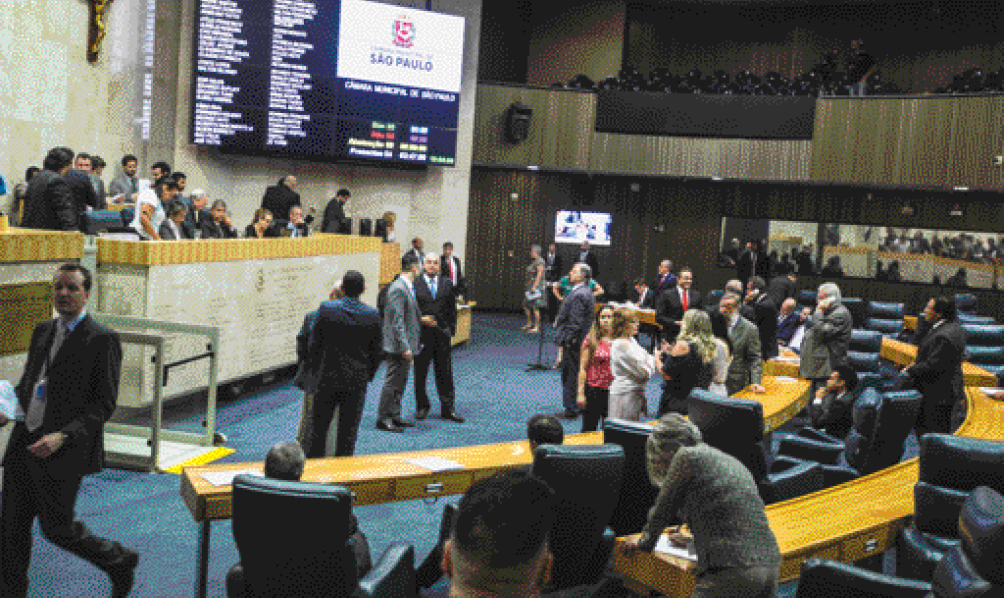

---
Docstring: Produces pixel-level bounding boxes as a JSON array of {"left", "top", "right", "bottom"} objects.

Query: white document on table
[
  {"left": 0, "top": 381, "right": 24, "bottom": 421},
  {"left": 200, "top": 469, "right": 263, "bottom": 487},
  {"left": 773, "top": 376, "right": 799, "bottom": 383},
  {"left": 406, "top": 456, "right": 465, "bottom": 473},
  {"left": 980, "top": 387, "right": 1004, "bottom": 398},
  {"left": 653, "top": 535, "right": 698, "bottom": 562}
]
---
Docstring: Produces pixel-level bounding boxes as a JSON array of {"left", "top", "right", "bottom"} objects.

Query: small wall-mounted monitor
[{"left": 555, "top": 210, "right": 613, "bottom": 246}]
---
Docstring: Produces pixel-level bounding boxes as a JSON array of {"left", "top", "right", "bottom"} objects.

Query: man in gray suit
[
  {"left": 718, "top": 293, "right": 765, "bottom": 396},
  {"left": 377, "top": 253, "right": 423, "bottom": 432},
  {"left": 799, "top": 282, "right": 853, "bottom": 398},
  {"left": 554, "top": 263, "right": 596, "bottom": 418}
]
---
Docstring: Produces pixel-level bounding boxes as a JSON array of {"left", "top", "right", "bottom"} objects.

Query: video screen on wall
[
  {"left": 718, "top": 217, "right": 1003, "bottom": 290},
  {"left": 191, "top": 0, "right": 465, "bottom": 166},
  {"left": 555, "top": 210, "right": 614, "bottom": 246}
]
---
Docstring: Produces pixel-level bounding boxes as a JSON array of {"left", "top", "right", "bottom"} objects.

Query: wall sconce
[{"left": 950, "top": 204, "right": 963, "bottom": 217}]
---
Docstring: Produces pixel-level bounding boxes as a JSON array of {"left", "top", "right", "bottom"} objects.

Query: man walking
[
  {"left": 0, "top": 264, "right": 139, "bottom": 597},
  {"left": 302, "top": 271, "right": 383, "bottom": 457},
  {"left": 377, "top": 254, "right": 423, "bottom": 432}
]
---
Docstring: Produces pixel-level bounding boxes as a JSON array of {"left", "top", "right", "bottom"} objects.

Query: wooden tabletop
[{"left": 179, "top": 377, "right": 807, "bottom": 523}]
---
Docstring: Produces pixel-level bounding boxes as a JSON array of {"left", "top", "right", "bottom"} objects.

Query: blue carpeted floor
[{"left": 8, "top": 313, "right": 916, "bottom": 596}]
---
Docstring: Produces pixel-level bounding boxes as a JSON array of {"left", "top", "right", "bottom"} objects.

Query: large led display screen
[{"left": 191, "top": 0, "right": 465, "bottom": 166}]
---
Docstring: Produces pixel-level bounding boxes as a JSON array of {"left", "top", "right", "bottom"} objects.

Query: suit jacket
[
  {"left": 576, "top": 250, "right": 600, "bottom": 279},
  {"left": 725, "top": 316, "right": 763, "bottom": 394},
  {"left": 183, "top": 208, "right": 211, "bottom": 238},
  {"left": 261, "top": 182, "right": 301, "bottom": 222},
  {"left": 65, "top": 169, "right": 101, "bottom": 217},
  {"left": 653, "top": 272, "right": 677, "bottom": 295},
  {"left": 742, "top": 295, "right": 779, "bottom": 359},
  {"left": 294, "top": 309, "right": 320, "bottom": 389},
  {"left": 440, "top": 255, "right": 465, "bottom": 298},
  {"left": 303, "top": 298, "right": 383, "bottom": 394},
  {"left": 655, "top": 287, "right": 703, "bottom": 340},
  {"left": 244, "top": 224, "right": 280, "bottom": 239},
  {"left": 159, "top": 219, "right": 190, "bottom": 240},
  {"left": 321, "top": 198, "right": 346, "bottom": 233},
  {"left": 413, "top": 275, "right": 457, "bottom": 336},
  {"left": 92, "top": 175, "right": 107, "bottom": 208},
  {"left": 544, "top": 252, "right": 564, "bottom": 283},
  {"left": 108, "top": 174, "right": 139, "bottom": 201},
  {"left": 766, "top": 276, "right": 796, "bottom": 310},
  {"left": 799, "top": 303, "right": 853, "bottom": 379},
  {"left": 909, "top": 320, "right": 966, "bottom": 407},
  {"left": 403, "top": 247, "right": 425, "bottom": 265},
  {"left": 554, "top": 284, "right": 595, "bottom": 347},
  {"left": 777, "top": 313, "right": 801, "bottom": 344},
  {"left": 8, "top": 315, "right": 122, "bottom": 477},
  {"left": 808, "top": 388, "right": 858, "bottom": 439},
  {"left": 201, "top": 218, "right": 239, "bottom": 239},
  {"left": 382, "top": 276, "right": 422, "bottom": 355},
  {"left": 20, "top": 170, "right": 77, "bottom": 231}
]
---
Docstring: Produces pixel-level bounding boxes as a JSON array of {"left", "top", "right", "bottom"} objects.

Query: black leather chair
[
  {"left": 773, "top": 389, "right": 921, "bottom": 487},
  {"left": 796, "top": 558, "right": 931, "bottom": 597},
  {"left": 953, "top": 293, "right": 977, "bottom": 315},
  {"left": 867, "top": 301, "right": 906, "bottom": 338},
  {"left": 227, "top": 475, "right": 416, "bottom": 598},
  {"left": 843, "top": 298, "right": 868, "bottom": 329},
  {"left": 798, "top": 290, "right": 817, "bottom": 310},
  {"left": 531, "top": 444, "right": 624, "bottom": 592},
  {"left": 962, "top": 324, "right": 1004, "bottom": 377},
  {"left": 895, "top": 435, "right": 1004, "bottom": 582},
  {"left": 957, "top": 313, "right": 995, "bottom": 325},
  {"left": 603, "top": 419, "right": 659, "bottom": 536},
  {"left": 688, "top": 390, "right": 826, "bottom": 504},
  {"left": 928, "top": 485, "right": 1004, "bottom": 597}
]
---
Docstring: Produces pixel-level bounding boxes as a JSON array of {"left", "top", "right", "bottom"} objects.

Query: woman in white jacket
[{"left": 608, "top": 308, "right": 663, "bottom": 421}]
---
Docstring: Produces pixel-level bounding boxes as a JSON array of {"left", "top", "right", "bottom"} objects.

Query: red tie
[
  {"left": 682, "top": 290, "right": 689, "bottom": 311},
  {"left": 450, "top": 259, "right": 457, "bottom": 285}
]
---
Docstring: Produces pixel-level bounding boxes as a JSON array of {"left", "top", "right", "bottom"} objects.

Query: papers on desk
[
  {"left": 653, "top": 535, "right": 698, "bottom": 562},
  {"left": 772, "top": 357, "right": 800, "bottom": 364},
  {"left": 405, "top": 456, "right": 464, "bottom": 473},
  {"left": 0, "top": 381, "right": 24, "bottom": 421},
  {"left": 773, "top": 376, "right": 799, "bottom": 383},
  {"left": 200, "top": 469, "right": 263, "bottom": 487},
  {"left": 980, "top": 387, "right": 1004, "bottom": 400}
]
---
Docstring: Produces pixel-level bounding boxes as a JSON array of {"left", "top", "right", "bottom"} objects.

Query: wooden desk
[
  {"left": 452, "top": 302, "right": 476, "bottom": 347},
  {"left": 180, "top": 377, "right": 806, "bottom": 597}
]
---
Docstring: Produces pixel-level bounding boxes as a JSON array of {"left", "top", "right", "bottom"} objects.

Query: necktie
[
  {"left": 429, "top": 277, "right": 437, "bottom": 299},
  {"left": 450, "top": 259, "right": 457, "bottom": 285},
  {"left": 682, "top": 290, "right": 689, "bottom": 311},
  {"left": 26, "top": 321, "right": 68, "bottom": 432}
]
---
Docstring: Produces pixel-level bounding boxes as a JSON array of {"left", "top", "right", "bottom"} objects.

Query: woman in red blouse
[{"left": 577, "top": 305, "right": 616, "bottom": 432}]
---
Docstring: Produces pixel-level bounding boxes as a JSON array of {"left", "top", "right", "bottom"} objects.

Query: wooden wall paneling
[
  {"left": 540, "top": 91, "right": 596, "bottom": 171},
  {"left": 947, "top": 96, "right": 1004, "bottom": 189}
]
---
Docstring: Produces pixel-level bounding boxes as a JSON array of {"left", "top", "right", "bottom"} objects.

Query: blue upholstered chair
[
  {"left": 957, "top": 313, "right": 995, "bottom": 325},
  {"left": 795, "top": 558, "right": 931, "bottom": 598},
  {"left": 773, "top": 389, "right": 921, "bottom": 487},
  {"left": 531, "top": 444, "right": 625, "bottom": 592},
  {"left": 895, "top": 435, "right": 1004, "bottom": 582},
  {"left": 866, "top": 301, "right": 905, "bottom": 337},
  {"left": 842, "top": 297, "right": 868, "bottom": 329},
  {"left": 962, "top": 324, "right": 1004, "bottom": 376},
  {"left": 603, "top": 419, "right": 658, "bottom": 536},
  {"left": 954, "top": 293, "right": 977, "bottom": 315},
  {"left": 688, "top": 390, "right": 826, "bottom": 504},
  {"left": 227, "top": 475, "right": 416, "bottom": 598}
]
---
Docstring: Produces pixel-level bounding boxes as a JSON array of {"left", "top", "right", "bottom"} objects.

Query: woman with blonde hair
[
  {"left": 523, "top": 244, "right": 546, "bottom": 333},
  {"left": 657, "top": 309, "right": 719, "bottom": 415},
  {"left": 608, "top": 308, "right": 661, "bottom": 421},
  {"left": 576, "top": 305, "right": 615, "bottom": 432}
]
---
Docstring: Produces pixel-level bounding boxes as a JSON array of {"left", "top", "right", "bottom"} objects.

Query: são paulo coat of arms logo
[{"left": 393, "top": 17, "right": 415, "bottom": 48}]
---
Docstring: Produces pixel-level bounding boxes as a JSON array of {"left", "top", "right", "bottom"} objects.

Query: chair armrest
[
  {"left": 821, "top": 465, "right": 860, "bottom": 488},
  {"left": 797, "top": 558, "right": 931, "bottom": 598},
  {"left": 769, "top": 455, "right": 808, "bottom": 475},
  {"left": 764, "top": 461, "right": 825, "bottom": 504},
  {"left": 778, "top": 435, "right": 844, "bottom": 465},
  {"left": 796, "top": 427, "right": 840, "bottom": 443},
  {"left": 356, "top": 543, "right": 416, "bottom": 598}
]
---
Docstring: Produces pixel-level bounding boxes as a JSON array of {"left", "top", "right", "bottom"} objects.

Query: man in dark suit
[
  {"left": 66, "top": 153, "right": 102, "bottom": 220},
  {"left": 158, "top": 202, "right": 190, "bottom": 240},
  {"left": 261, "top": 176, "right": 300, "bottom": 223},
  {"left": 630, "top": 278, "right": 656, "bottom": 309},
  {"left": 0, "top": 264, "right": 138, "bottom": 597},
  {"left": 413, "top": 253, "right": 465, "bottom": 423},
  {"left": 321, "top": 188, "right": 350, "bottom": 233},
  {"left": 655, "top": 267, "right": 702, "bottom": 343},
  {"left": 718, "top": 293, "right": 766, "bottom": 396},
  {"left": 377, "top": 254, "right": 423, "bottom": 432},
  {"left": 807, "top": 365, "right": 859, "bottom": 439},
  {"left": 653, "top": 259, "right": 676, "bottom": 295},
  {"left": 302, "top": 271, "right": 383, "bottom": 457},
  {"left": 20, "top": 147, "right": 77, "bottom": 231},
  {"left": 742, "top": 276, "right": 779, "bottom": 360},
  {"left": 554, "top": 263, "right": 596, "bottom": 419},
  {"left": 440, "top": 242, "right": 466, "bottom": 300},
  {"left": 901, "top": 296, "right": 967, "bottom": 438},
  {"left": 766, "top": 273, "right": 797, "bottom": 310},
  {"left": 403, "top": 237, "right": 425, "bottom": 264},
  {"left": 183, "top": 189, "right": 211, "bottom": 237},
  {"left": 576, "top": 240, "right": 599, "bottom": 280},
  {"left": 776, "top": 298, "right": 803, "bottom": 346}
]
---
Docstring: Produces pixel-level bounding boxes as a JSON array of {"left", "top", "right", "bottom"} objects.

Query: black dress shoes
[
  {"left": 105, "top": 547, "right": 140, "bottom": 598},
  {"left": 415, "top": 408, "right": 429, "bottom": 420},
  {"left": 393, "top": 417, "right": 417, "bottom": 428},
  {"left": 442, "top": 411, "right": 466, "bottom": 423},
  {"left": 557, "top": 409, "right": 580, "bottom": 420},
  {"left": 376, "top": 418, "right": 404, "bottom": 433}
]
